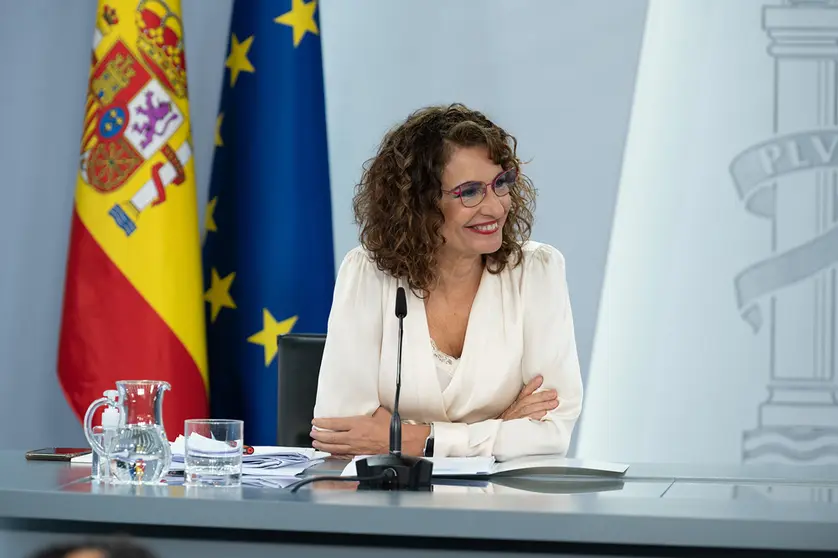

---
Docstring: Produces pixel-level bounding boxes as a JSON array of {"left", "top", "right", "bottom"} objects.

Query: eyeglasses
[{"left": 442, "top": 168, "right": 517, "bottom": 208}]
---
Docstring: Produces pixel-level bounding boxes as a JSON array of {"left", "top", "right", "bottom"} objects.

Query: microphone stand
[{"left": 354, "top": 287, "right": 433, "bottom": 491}]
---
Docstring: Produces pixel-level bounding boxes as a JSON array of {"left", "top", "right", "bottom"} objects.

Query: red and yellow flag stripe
[{"left": 58, "top": 0, "right": 208, "bottom": 437}]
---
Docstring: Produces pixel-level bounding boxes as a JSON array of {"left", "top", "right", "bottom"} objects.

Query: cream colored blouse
[{"left": 312, "top": 241, "right": 583, "bottom": 461}]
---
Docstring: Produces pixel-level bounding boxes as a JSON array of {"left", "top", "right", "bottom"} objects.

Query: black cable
[{"left": 287, "top": 469, "right": 395, "bottom": 493}]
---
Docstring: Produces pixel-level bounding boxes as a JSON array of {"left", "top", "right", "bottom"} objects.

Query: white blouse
[{"left": 312, "top": 240, "right": 583, "bottom": 461}]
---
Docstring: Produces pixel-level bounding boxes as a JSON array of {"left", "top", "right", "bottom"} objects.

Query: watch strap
[{"left": 423, "top": 423, "right": 435, "bottom": 457}]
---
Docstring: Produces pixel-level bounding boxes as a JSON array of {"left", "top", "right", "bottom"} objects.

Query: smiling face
[{"left": 438, "top": 145, "right": 513, "bottom": 259}]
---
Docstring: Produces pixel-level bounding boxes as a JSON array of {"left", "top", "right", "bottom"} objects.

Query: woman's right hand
[{"left": 498, "top": 375, "right": 559, "bottom": 421}]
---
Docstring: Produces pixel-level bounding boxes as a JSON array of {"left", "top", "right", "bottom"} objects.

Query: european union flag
[{"left": 202, "top": 0, "right": 335, "bottom": 445}]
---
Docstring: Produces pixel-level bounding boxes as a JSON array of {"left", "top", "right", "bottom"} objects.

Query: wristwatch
[{"left": 423, "top": 423, "right": 435, "bottom": 457}]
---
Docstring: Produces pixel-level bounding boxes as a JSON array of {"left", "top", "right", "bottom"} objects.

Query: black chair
[{"left": 276, "top": 333, "right": 326, "bottom": 447}]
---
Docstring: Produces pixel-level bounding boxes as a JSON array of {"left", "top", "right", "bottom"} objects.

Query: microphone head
[{"left": 395, "top": 287, "right": 407, "bottom": 318}]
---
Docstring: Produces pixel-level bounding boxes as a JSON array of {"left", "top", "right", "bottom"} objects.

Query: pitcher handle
[{"left": 83, "top": 396, "right": 111, "bottom": 456}]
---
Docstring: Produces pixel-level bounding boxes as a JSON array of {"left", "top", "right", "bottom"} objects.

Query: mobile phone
[{"left": 25, "top": 447, "right": 91, "bottom": 461}]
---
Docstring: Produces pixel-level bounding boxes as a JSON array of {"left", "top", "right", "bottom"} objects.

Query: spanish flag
[{"left": 57, "top": 0, "right": 208, "bottom": 438}]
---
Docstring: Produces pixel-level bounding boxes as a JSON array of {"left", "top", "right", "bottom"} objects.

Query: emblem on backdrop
[{"left": 729, "top": 0, "right": 838, "bottom": 480}]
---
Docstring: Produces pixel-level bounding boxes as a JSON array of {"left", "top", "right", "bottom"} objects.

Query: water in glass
[
  {"left": 106, "top": 424, "right": 171, "bottom": 484},
  {"left": 184, "top": 419, "right": 243, "bottom": 487}
]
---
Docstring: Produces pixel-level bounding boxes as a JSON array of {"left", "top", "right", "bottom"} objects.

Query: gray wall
[{"left": 0, "top": 0, "right": 647, "bottom": 452}]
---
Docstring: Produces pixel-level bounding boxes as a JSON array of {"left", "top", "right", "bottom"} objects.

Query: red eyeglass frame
[{"left": 441, "top": 168, "right": 517, "bottom": 206}]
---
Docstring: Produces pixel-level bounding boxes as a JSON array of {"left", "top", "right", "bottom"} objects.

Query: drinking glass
[{"left": 184, "top": 419, "right": 243, "bottom": 487}]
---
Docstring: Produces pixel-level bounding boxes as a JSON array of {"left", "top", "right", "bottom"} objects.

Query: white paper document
[{"left": 167, "top": 435, "right": 323, "bottom": 479}]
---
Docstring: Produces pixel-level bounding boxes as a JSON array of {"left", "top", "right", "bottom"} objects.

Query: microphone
[
  {"left": 354, "top": 286, "right": 434, "bottom": 491},
  {"left": 390, "top": 287, "right": 407, "bottom": 455}
]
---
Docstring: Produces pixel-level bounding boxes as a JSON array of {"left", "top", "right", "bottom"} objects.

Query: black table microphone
[{"left": 354, "top": 286, "right": 433, "bottom": 491}]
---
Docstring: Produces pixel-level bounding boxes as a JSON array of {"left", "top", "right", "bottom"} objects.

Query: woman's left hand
[{"left": 310, "top": 407, "right": 391, "bottom": 455}]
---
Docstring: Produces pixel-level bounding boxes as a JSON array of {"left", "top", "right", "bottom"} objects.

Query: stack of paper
[{"left": 169, "top": 434, "right": 324, "bottom": 484}]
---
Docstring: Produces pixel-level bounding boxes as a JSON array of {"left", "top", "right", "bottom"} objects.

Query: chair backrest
[{"left": 276, "top": 333, "right": 326, "bottom": 447}]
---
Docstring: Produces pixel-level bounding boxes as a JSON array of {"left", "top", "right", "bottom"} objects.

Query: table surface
[{"left": 1, "top": 451, "right": 837, "bottom": 553}]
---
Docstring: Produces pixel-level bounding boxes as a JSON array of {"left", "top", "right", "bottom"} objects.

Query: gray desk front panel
[{"left": 0, "top": 452, "right": 836, "bottom": 556}]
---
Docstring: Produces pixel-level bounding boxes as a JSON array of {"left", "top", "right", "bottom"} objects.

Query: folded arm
[{"left": 431, "top": 245, "right": 583, "bottom": 461}]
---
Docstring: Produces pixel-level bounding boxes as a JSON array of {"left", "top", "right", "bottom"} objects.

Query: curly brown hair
[{"left": 352, "top": 103, "right": 536, "bottom": 295}]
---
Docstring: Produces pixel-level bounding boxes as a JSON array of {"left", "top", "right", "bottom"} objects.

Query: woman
[{"left": 311, "top": 103, "right": 582, "bottom": 461}]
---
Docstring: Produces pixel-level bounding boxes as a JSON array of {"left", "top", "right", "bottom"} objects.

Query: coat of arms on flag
[{"left": 79, "top": 0, "right": 191, "bottom": 236}]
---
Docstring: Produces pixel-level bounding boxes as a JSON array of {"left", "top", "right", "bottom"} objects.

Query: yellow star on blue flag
[
  {"left": 274, "top": 0, "right": 319, "bottom": 47},
  {"left": 202, "top": 0, "right": 335, "bottom": 445}
]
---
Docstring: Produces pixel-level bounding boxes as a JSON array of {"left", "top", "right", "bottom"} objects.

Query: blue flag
[{"left": 202, "top": 0, "right": 335, "bottom": 445}]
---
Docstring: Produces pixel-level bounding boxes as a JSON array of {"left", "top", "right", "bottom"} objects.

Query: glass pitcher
[{"left": 84, "top": 380, "right": 172, "bottom": 485}]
